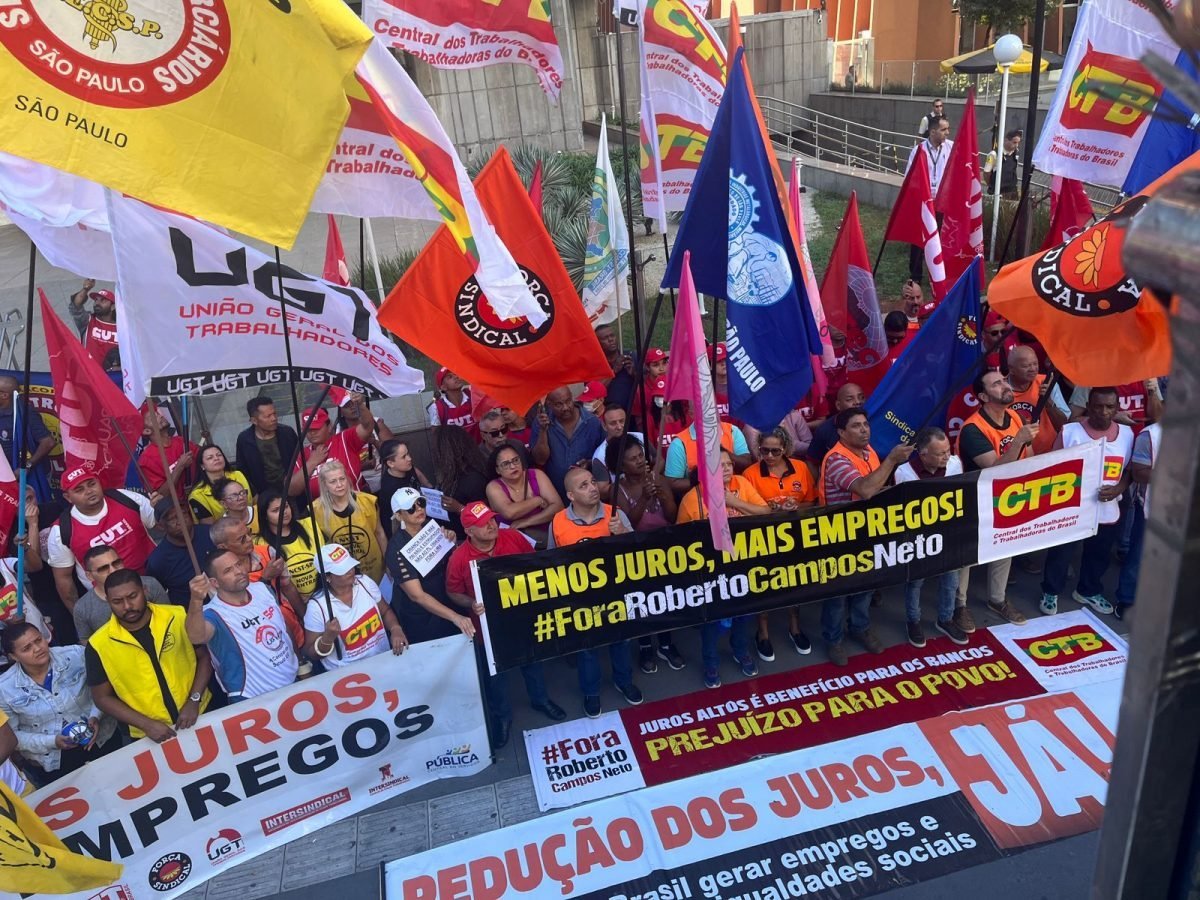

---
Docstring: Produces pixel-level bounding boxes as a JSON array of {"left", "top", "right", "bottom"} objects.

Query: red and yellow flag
[
  {"left": 988, "top": 153, "right": 1194, "bottom": 385},
  {"left": 380, "top": 147, "right": 608, "bottom": 413}
]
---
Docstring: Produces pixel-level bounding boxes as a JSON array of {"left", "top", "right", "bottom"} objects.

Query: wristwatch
[{"left": 188, "top": 691, "right": 202, "bottom": 703}]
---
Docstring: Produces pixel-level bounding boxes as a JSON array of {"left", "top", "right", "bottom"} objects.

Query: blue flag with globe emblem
[{"left": 661, "top": 49, "right": 822, "bottom": 431}]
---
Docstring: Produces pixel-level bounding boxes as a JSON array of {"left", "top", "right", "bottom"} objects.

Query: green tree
[{"left": 957, "top": 0, "right": 1061, "bottom": 37}]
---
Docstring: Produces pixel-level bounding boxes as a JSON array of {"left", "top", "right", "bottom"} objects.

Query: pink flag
[
  {"left": 664, "top": 251, "right": 732, "bottom": 553},
  {"left": 529, "top": 159, "right": 544, "bottom": 220},
  {"left": 789, "top": 158, "right": 832, "bottom": 407},
  {"left": 323, "top": 214, "right": 351, "bottom": 287}
]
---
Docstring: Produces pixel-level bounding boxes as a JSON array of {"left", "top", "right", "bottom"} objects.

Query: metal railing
[
  {"left": 758, "top": 93, "right": 1122, "bottom": 214},
  {"left": 0, "top": 309, "right": 24, "bottom": 370}
]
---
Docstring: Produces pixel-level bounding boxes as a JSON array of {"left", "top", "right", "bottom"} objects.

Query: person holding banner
[
  {"left": 236, "top": 396, "right": 299, "bottom": 498},
  {"left": 313, "top": 460, "right": 387, "bottom": 584},
  {"left": 188, "top": 446, "right": 252, "bottom": 524},
  {"left": 956, "top": 371, "right": 1039, "bottom": 628},
  {"left": 303, "top": 545, "right": 407, "bottom": 668},
  {"left": 743, "top": 429, "right": 818, "bottom": 660},
  {"left": 547, "top": 468, "right": 642, "bottom": 717},
  {"left": 0, "top": 624, "right": 118, "bottom": 786},
  {"left": 894, "top": 427, "right": 970, "bottom": 648},
  {"left": 87, "top": 569, "right": 212, "bottom": 743},
  {"left": 48, "top": 464, "right": 157, "bottom": 611},
  {"left": 186, "top": 549, "right": 299, "bottom": 702},
  {"left": 386, "top": 488, "right": 474, "bottom": 643},
  {"left": 818, "top": 408, "right": 911, "bottom": 666},
  {"left": 446, "top": 502, "right": 565, "bottom": 748}
]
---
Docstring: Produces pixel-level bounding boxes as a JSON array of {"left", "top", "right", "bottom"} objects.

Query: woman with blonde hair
[{"left": 312, "top": 459, "right": 387, "bottom": 583}]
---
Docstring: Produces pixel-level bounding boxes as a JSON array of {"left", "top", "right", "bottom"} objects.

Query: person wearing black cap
[{"left": 146, "top": 498, "right": 215, "bottom": 606}]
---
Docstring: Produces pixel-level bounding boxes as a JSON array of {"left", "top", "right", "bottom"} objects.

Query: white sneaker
[
  {"left": 1072, "top": 591, "right": 1114, "bottom": 615},
  {"left": 1039, "top": 593, "right": 1058, "bottom": 616}
]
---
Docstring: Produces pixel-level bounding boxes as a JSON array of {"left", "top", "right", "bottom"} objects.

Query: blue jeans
[
  {"left": 485, "top": 662, "right": 549, "bottom": 721},
  {"left": 904, "top": 570, "right": 959, "bottom": 624},
  {"left": 1043, "top": 522, "right": 1122, "bottom": 598},
  {"left": 577, "top": 642, "right": 634, "bottom": 697},
  {"left": 1116, "top": 503, "right": 1146, "bottom": 607},
  {"left": 700, "top": 617, "right": 752, "bottom": 671},
  {"left": 821, "top": 592, "right": 872, "bottom": 643}
]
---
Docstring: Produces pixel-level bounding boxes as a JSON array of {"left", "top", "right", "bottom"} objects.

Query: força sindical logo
[
  {"left": 1, "top": 0, "right": 231, "bottom": 109},
  {"left": 455, "top": 265, "right": 553, "bottom": 349}
]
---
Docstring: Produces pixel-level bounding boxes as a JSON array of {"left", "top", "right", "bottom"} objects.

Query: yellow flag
[
  {"left": 0, "top": 778, "right": 122, "bottom": 893},
  {"left": 0, "top": 0, "right": 371, "bottom": 248}
]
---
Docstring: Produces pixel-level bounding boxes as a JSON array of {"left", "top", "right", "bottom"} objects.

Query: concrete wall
[
  {"left": 404, "top": 0, "right": 586, "bottom": 165},
  {"left": 573, "top": 6, "right": 828, "bottom": 125}
]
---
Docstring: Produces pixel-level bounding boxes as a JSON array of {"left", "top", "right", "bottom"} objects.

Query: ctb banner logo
[
  {"left": 1014, "top": 628, "right": 1114, "bottom": 667},
  {"left": 992, "top": 459, "right": 1083, "bottom": 528},
  {"left": 1062, "top": 43, "right": 1160, "bottom": 137}
]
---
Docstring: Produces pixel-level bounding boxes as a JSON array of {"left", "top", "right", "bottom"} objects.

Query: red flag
[
  {"left": 40, "top": 289, "right": 143, "bottom": 489},
  {"left": 935, "top": 88, "right": 984, "bottom": 287},
  {"left": 819, "top": 193, "right": 888, "bottom": 392},
  {"left": 529, "top": 159, "right": 544, "bottom": 220},
  {"left": 1038, "top": 177, "right": 1095, "bottom": 252},
  {"left": 0, "top": 453, "right": 18, "bottom": 554},
  {"left": 885, "top": 145, "right": 949, "bottom": 300},
  {"left": 380, "top": 147, "right": 609, "bottom": 413},
  {"left": 323, "top": 214, "right": 351, "bottom": 287}
]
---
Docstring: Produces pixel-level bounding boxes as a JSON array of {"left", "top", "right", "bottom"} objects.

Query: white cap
[
  {"left": 390, "top": 486, "right": 423, "bottom": 515},
  {"left": 319, "top": 544, "right": 359, "bottom": 575}
]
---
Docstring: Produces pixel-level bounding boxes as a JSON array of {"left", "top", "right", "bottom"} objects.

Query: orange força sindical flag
[
  {"left": 0, "top": 0, "right": 371, "bottom": 249},
  {"left": 988, "top": 151, "right": 1197, "bottom": 386},
  {"left": 380, "top": 147, "right": 609, "bottom": 414},
  {"left": 355, "top": 39, "right": 545, "bottom": 327}
]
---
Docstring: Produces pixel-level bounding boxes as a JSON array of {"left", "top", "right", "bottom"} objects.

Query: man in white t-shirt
[
  {"left": 894, "top": 427, "right": 968, "bottom": 648},
  {"left": 185, "top": 549, "right": 299, "bottom": 701},
  {"left": 302, "top": 545, "right": 407, "bottom": 668}
]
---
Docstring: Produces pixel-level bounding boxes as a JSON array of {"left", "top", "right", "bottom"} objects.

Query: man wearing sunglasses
[{"left": 478, "top": 409, "right": 514, "bottom": 457}]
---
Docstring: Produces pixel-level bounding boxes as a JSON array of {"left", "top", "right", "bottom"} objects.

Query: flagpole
[
  {"left": 273, "top": 246, "right": 339, "bottom": 659},
  {"left": 1015, "top": 0, "right": 1047, "bottom": 258},
  {"left": 612, "top": 15, "right": 653, "bottom": 440},
  {"left": 146, "top": 411, "right": 201, "bottom": 576},
  {"left": 359, "top": 218, "right": 366, "bottom": 292},
  {"left": 661, "top": 234, "right": 677, "bottom": 317},
  {"left": 13, "top": 241, "right": 37, "bottom": 618}
]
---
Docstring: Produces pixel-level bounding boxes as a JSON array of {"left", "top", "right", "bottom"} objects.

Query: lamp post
[{"left": 989, "top": 33, "right": 1023, "bottom": 264}]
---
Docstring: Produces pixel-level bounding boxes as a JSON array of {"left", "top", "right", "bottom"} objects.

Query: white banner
[
  {"left": 10, "top": 640, "right": 487, "bottom": 900},
  {"left": 639, "top": 0, "right": 727, "bottom": 215},
  {"left": 363, "top": 0, "right": 564, "bottom": 99},
  {"left": 975, "top": 443, "right": 1103, "bottom": 564},
  {"left": 107, "top": 191, "right": 425, "bottom": 407},
  {"left": 524, "top": 711, "right": 645, "bottom": 811},
  {"left": 1032, "top": 0, "right": 1182, "bottom": 189},
  {"left": 991, "top": 609, "right": 1128, "bottom": 693}
]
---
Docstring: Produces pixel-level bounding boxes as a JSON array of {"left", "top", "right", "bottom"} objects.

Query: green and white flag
[{"left": 581, "top": 115, "right": 631, "bottom": 326}]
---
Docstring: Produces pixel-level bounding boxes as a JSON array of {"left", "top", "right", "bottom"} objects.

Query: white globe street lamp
[{"left": 990, "top": 33, "right": 1024, "bottom": 264}]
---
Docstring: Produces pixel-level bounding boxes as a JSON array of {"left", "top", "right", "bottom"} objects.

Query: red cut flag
[
  {"left": 0, "top": 452, "right": 17, "bottom": 554},
  {"left": 529, "top": 159, "right": 544, "bottom": 220},
  {"left": 935, "top": 88, "right": 984, "bottom": 287},
  {"left": 1039, "top": 177, "right": 1095, "bottom": 252},
  {"left": 39, "top": 289, "right": 142, "bottom": 489},
  {"left": 885, "top": 145, "right": 948, "bottom": 300},
  {"left": 323, "top": 214, "right": 351, "bottom": 287},
  {"left": 819, "top": 192, "right": 888, "bottom": 391},
  {"left": 380, "top": 147, "right": 609, "bottom": 413},
  {"left": 664, "top": 251, "right": 732, "bottom": 553}
]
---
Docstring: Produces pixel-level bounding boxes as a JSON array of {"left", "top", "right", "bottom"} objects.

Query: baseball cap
[
  {"left": 460, "top": 501, "right": 497, "bottom": 529},
  {"left": 88, "top": 289, "right": 116, "bottom": 304},
  {"left": 435, "top": 367, "right": 452, "bottom": 387},
  {"left": 390, "top": 487, "right": 424, "bottom": 515},
  {"left": 302, "top": 407, "right": 330, "bottom": 430},
  {"left": 644, "top": 348, "right": 668, "bottom": 365},
  {"left": 61, "top": 464, "right": 99, "bottom": 492},
  {"left": 319, "top": 544, "right": 360, "bottom": 575},
  {"left": 709, "top": 342, "right": 728, "bottom": 363},
  {"left": 648, "top": 375, "right": 667, "bottom": 397},
  {"left": 579, "top": 381, "right": 607, "bottom": 404},
  {"left": 154, "top": 496, "right": 179, "bottom": 523}
]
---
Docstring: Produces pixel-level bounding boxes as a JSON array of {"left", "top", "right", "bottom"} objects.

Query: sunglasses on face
[
  {"left": 401, "top": 498, "right": 428, "bottom": 512},
  {"left": 760, "top": 446, "right": 784, "bottom": 456},
  {"left": 483, "top": 427, "right": 509, "bottom": 437},
  {"left": 986, "top": 329, "right": 1006, "bottom": 337}
]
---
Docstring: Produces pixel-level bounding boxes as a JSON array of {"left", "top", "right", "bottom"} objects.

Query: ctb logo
[
  {"left": 1062, "top": 42, "right": 1159, "bottom": 137},
  {"left": 1015, "top": 628, "right": 1113, "bottom": 667},
  {"left": 992, "top": 460, "right": 1083, "bottom": 528}
]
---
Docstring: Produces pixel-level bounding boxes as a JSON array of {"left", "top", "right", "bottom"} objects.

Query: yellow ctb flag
[
  {"left": 0, "top": 0, "right": 371, "bottom": 248},
  {"left": 0, "top": 779, "right": 122, "bottom": 893}
]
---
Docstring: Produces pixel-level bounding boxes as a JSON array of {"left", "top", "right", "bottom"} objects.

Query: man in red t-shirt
[
  {"left": 445, "top": 501, "right": 564, "bottom": 749},
  {"left": 138, "top": 408, "right": 199, "bottom": 502},
  {"left": 288, "top": 395, "right": 375, "bottom": 499}
]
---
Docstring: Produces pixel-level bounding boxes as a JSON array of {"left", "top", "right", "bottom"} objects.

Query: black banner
[
  {"left": 478, "top": 475, "right": 982, "bottom": 672},
  {"left": 573, "top": 795, "right": 1005, "bottom": 900}
]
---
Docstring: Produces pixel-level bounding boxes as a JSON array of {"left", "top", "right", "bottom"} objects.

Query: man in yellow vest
[
  {"left": 818, "top": 408, "right": 911, "bottom": 665},
  {"left": 86, "top": 569, "right": 212, "bottom": 743},
  {"left": 548, "top": 467, "right": 642, "bottom": 719},
  {"left": 955, "top": 371, "right": 1039, "bottom": 628}
]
